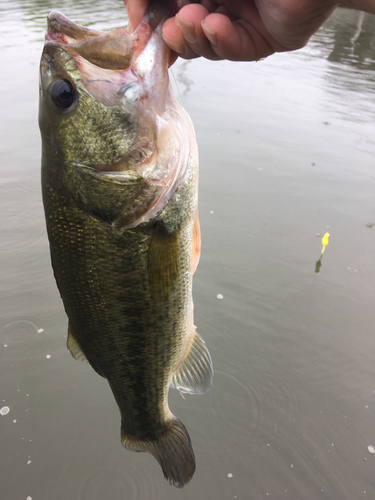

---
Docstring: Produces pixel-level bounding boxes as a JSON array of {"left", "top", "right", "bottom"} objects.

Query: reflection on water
[
  {"left": 1, "top": 2, "right": 375, "bottom": 499},
  {"left": 6, "top": 0, "right": 129, "bottom": 32},
  {"left": 326, "top": 9, "right": 375, "bottom": 70},
  {"left": 299, "top": 8, "right": 375, "bottom": 71},
  {"left": 294, "top": 9, "right": 375, "bottom": 122}
]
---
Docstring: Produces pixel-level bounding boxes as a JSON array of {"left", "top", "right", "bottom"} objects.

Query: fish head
[
  {"left": 39, "top": 4, "right": 194, "bottom": 229},
  {"left": 39, "top": 8, "right": 169, "bottom": 168}
]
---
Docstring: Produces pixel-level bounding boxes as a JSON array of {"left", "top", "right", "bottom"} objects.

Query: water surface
[{"left": 1, "top": 2, "right": 375, "bottom": 499}]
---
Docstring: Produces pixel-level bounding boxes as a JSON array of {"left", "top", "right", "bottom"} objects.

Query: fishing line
[{"left": 170, "top": 67, "right": 185, "bottom": 107}]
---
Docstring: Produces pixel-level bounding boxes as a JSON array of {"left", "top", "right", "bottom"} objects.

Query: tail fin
[{"left": 121, "top": 417, "right": 195, "bottom": 488}]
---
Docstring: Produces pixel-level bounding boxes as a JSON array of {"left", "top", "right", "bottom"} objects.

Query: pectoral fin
[
  {"left": 170, "top": 329, "right": 213, "bottom": 394},
  {"left": 67, "top": 324, "right": 88, "bottom": 363}
]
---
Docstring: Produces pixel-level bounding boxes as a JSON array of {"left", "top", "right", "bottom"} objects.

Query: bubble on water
[
  {"left": 367, "top": 445, "right": 375, "bottom": 454},
  {"left": 227, "top": 473, "right": 233, "bottom": 478},
  {"left": 0, "top": 406, "right": 10, "bottom": 416},
  {"left": 216, "top": 294, "right": 224, "bottom": 300}
]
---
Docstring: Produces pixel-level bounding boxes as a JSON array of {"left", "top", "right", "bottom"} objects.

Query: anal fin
[
  {"left": 170, "top": 330, "right": 213, "bottom": 394},
  {"left": 67, "top": 324, "right": 88, "bottom": 363}
]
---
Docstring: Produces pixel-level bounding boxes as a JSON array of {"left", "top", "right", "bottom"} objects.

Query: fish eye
[{"left": 49, "top": 79, "right": 75, "bottom": 108}]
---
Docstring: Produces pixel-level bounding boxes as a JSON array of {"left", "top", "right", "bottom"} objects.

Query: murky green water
[{"left": 1, "top": 1, "right": 375, "bottom": 498}]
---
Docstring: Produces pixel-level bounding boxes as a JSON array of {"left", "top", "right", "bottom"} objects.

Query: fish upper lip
[
  {"left": 46, "top": 10, "right": 104, "bottom": 43},
  {"left": 45, "top": 10, "right": 134, "bottom": 71}
]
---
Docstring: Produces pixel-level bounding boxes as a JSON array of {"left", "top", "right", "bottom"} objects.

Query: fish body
[{"left": 39, "top": 1, "right": 212, "bottom": 487}]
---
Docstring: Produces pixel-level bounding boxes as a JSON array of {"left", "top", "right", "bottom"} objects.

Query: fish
[{"left": 38, "top": 0, "right": 213, "bottom": 488}]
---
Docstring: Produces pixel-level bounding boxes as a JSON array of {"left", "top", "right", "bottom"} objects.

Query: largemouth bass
[{"left": 39, "top": 0, "right": 213, "bottom": 488}]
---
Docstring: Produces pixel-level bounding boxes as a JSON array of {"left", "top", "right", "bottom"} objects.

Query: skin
[{"left": 124, "top": 0, "right": 375, "bottom": 64}]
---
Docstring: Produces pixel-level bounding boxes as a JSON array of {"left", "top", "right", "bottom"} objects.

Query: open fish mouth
[{"left": 45, "top": 10, "right": 134, "bottom": 71}]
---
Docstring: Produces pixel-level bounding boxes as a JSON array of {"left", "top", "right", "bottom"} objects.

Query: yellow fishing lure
[{"left": 321, "top": 233, "right": 330, "bottom": 254}]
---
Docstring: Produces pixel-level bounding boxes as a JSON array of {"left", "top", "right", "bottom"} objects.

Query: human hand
[
  {"left": 162, "top": 1, "right": 338, "bottom": 61},
  {"left": 124, "top": 0, "right": 338, "bottom": 62}
]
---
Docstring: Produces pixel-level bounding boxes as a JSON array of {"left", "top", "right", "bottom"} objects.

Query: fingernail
[
  {"left": 201, "top": 21, "right": 217, "bottom": 46},
  {"left": 175, "top": 14, "right": 197, "bottom": 44},
  {"left": 162, "top": 35, "right": 185, "bottom": 55}
]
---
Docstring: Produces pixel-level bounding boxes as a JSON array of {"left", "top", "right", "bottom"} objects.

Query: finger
[
  {"left": 175, "top": 11, "right": 222, "bottom": 60},
  {"left": 202, "top": 13, "right": 276, "bottom": 61},
  {"left": 163, "top": 17, "right": 201, "bottom": 59},
  {"left": 168, "top": 51, "right": 179, "bottom": 67},
  {"left": 123, "top": 0, "right": 148, "bottom": 32},
  {"left": 162, "top": 4, "right": 222, "bottom": 60}
]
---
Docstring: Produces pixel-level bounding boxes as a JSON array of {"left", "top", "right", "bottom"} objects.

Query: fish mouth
[
  {"left": 43, "top": 6, "right": 172, "bottom": 108},
  {"left": 45, "top": 3, "right": 172, "bottom": 73},
  {"left": 45, "top": 10, "right": 134, "bottom": 71}
]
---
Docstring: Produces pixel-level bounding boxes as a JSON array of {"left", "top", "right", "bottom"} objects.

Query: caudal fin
[{"left": 121, "top": 417, "right": 195, "bottom": 488}]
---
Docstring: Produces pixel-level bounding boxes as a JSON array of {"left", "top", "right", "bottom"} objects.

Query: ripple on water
[
  {"left": 77, "top": 465, "right": 138, "bottom": 500},
  {"left": 249, "top": 368, "right": 301, "bottom": 428},
  {"left": 0, "top": 318, "right": 44, "bottom": 350},
  {"left": 201, "top": 369, "right": 261, "bottom": 453},
  {"left": 0, "top": 186, "right": 44, "bottom": 253},
  {"left": 79, "top": 463, "right": 167, "bottom": 500},
  {"left": 41, "top": 454, "right": 167, "bottom": 500}
]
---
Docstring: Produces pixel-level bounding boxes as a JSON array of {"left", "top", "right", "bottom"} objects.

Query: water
[{"left": 1, "top": 2, "right": 375, "bottom": 498}]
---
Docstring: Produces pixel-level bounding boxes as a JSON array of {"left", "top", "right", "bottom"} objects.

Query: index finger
[{"left": 123, "top": 0, "right": 149, "bottom": 32}]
